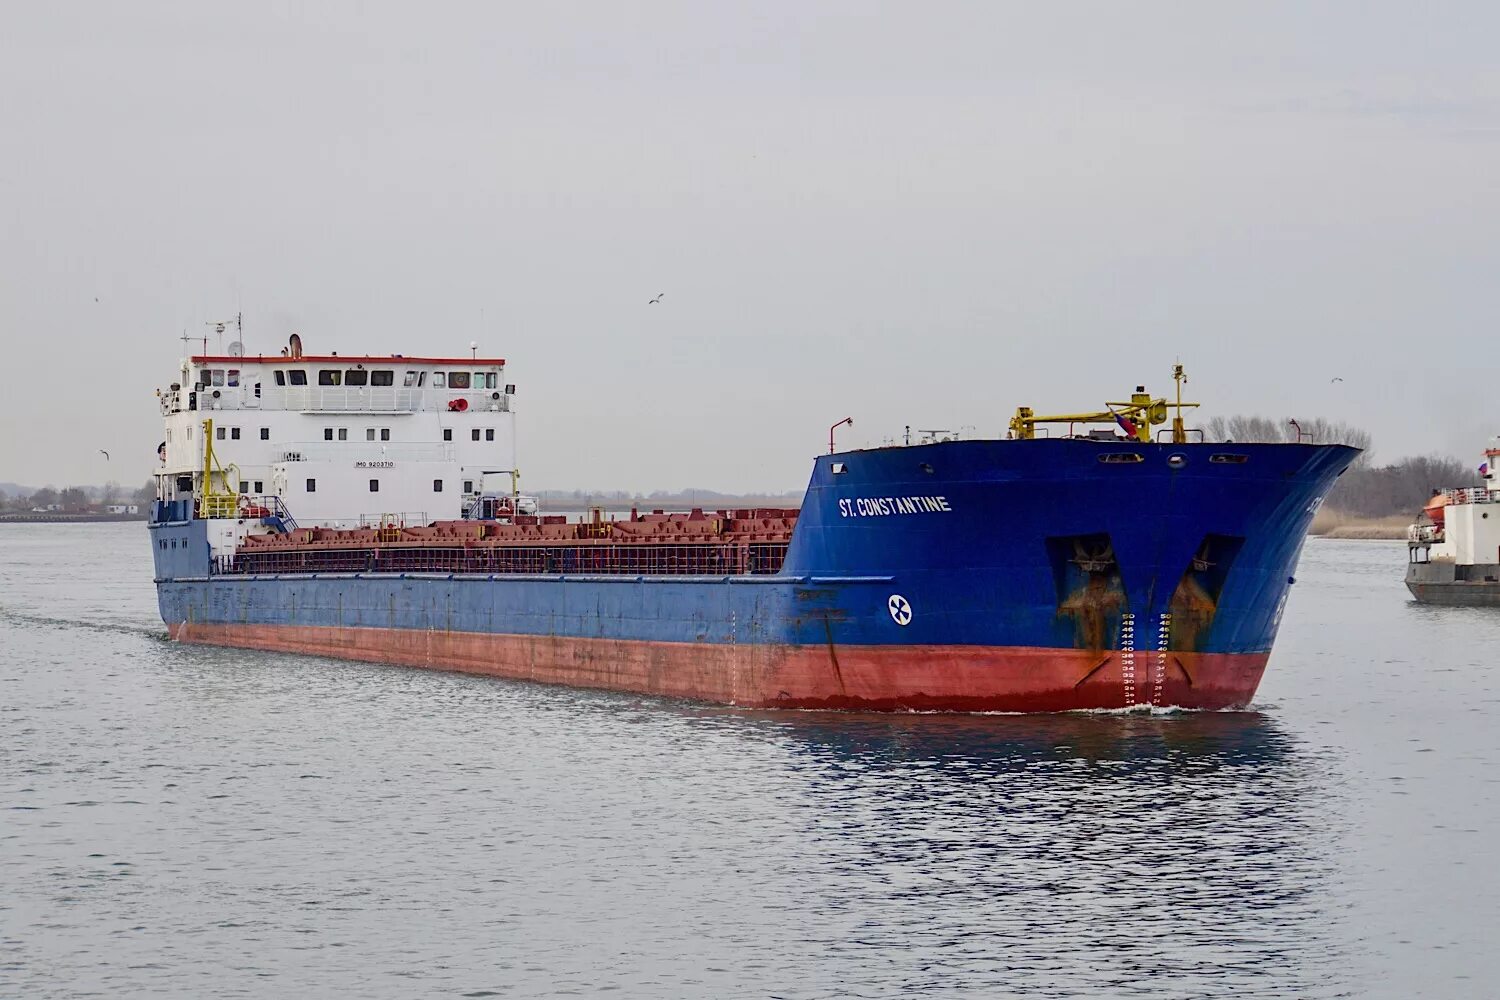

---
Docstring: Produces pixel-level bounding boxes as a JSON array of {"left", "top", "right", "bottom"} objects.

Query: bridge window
[
  {"left": 432, "top": 372, "right": 446, "bottom": 388},
  {"left": 443, "top": 429, "right": 452, "bottom": 441},
  {"left": 274, "top": 370, "right": 286, "bottom": 386},
  {"left": 239, "top": 480, "right": 248, "bottom": 493},
  {"left": 211, "top": 370, "right": 225, "bottom": 387},
  {"left": 288, "top": 370, "right": 307, "bottom": 386},
  {"left": 366, "top": 428, "right": 376, "bottom": 441},
  {"left": 433, "top": 479, "right": 443, "bottom": 492},
  {"left": 369, "top": 479, "right": 380, "bottom": 492},
  {"left": 371, "top": 370, "right": 394, "bottom": 386},
  {"left": 471, "top": 429, "right": 480, "bottom": 441},
  {"left": 306, "top": 479, "right": 316, "bottom": 492},
  {"left": 486, "top": 428, "right": 495, "bottom": 441},
  {"left": 448, "top": 372, "right": 471, "bottom": 389},
  {"left": 345, "top": 369, "right": 368, "bottom": 386},
  {"left": 324, "top": 428, "right": 334, "bottom": 440},
  {"left": 337, "top": 428, "right": 348, "bottom": 441},
  {"left": 230, "top": 427, "right": 240, "bottom": 440},
  {"left": 403, "top": 370, "right": 420, "bottom": 387},
  {"left": 380, "top": 428, "right": 390, "bottom": 441},
  {"left": 227, "top": 370, "right": 240, "bottom": 387},
  {"left": 463, "top": 480, "right": 474, "bottom": 493},
  {"left": 216, "top": 426, "right": 226, "bottom": 440},
  {"left": 318, "top": 370, "right": 341, "bottom": 386},
  {"left": 259, "top": 428, "right": 269, "bottom": 440},
  {"left": 253, "top": 481, "right": 263, "bottom": 492}
]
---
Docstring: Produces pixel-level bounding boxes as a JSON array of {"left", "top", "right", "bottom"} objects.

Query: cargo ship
[
  {"left": 149, "top": 340, "right": 1357, "bottom": 711},
  {"left": 1406, "top": 442, "right": 1500, "bottom": 605}
]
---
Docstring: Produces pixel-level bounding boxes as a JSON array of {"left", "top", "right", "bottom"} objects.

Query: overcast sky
[{"left": 2, "top": 2, "right": 1496, "bottom": 493}]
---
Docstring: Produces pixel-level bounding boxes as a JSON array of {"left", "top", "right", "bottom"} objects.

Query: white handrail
[{"left": 1442, "top": 487, "right": 1500, "bottom": 505}]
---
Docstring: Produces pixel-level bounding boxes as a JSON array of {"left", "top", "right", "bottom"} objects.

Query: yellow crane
[
  {"left": 197, "top": 418, "right": 242, "bottom": 518},
  {"left": 1009, "top": 364, "right": 1199, "bottom": 444}
]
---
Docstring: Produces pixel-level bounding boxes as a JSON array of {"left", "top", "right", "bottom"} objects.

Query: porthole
[
  {"left": 1097, "top": 453, "right": 1144, "bottom": 464},
  {"left": 1167, "top": 454, "right": 1187, "bottom": 470}
]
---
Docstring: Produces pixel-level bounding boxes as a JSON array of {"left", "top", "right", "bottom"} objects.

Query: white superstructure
[
  {"left": 1408, "top": 439, "right": 1500, "bottom": 567},
  {"left": 156, "top": 336, "right": 519, "bottom": 529}
]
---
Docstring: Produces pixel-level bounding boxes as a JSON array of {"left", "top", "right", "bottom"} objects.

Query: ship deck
[{"left": 222, "top": 507, "right": 799, "bottom": 576}]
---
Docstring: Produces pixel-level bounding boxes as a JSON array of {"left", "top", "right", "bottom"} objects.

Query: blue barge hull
[{"left": 151, "top": 439, "right": 1356, "bottom": 711}]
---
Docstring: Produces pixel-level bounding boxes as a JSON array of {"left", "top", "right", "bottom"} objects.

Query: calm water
[{"left": 1, "top": 524, "right": 1496, "bottom": 998}]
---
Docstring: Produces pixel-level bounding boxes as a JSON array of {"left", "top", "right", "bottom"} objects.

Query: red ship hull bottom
[{"left": 167, "top": 623, "right": 1268, "bottom": 712}]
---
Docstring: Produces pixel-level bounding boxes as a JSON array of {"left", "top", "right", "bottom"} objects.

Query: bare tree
[
  {"left": 1198, "top": 422, "right": 1475, "bottom": 515},
  {"left": 100, "top": 480, "right": 122, "bottom": 505},
  {"left": 1326, "top": 456, "right": 1479, "bottom": 516},
  {"left": 1291, "top": 418, "right": 1372, "bottom": 466},
  {"left": 1202, "top": 414, "right": 1372, "bottom": 467},
  {"left": 58, "top": 487, "right": 90, "bottom": 512}
]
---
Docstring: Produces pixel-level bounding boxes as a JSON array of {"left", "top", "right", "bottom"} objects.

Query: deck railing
[
  {"left": 1443, "top": 487, "right": 1500, "bottom": 505},
  {"left": 215, "top": 542, "right": 791, "bottom": 578},
  {"left": 197, "top": 494, "right": 298, "bottom": 528},
  {"left": 160, "top": 386, "right": 511, "bottom": 415}
]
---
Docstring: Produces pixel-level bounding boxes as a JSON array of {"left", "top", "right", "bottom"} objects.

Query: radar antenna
[{"left": 205, "top": 312, "right": 243, "bottom": 355}]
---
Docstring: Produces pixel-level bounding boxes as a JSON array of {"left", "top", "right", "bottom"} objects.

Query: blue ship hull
[{"left": 150, "top": 440, "right": 1356, "bottom": 711}]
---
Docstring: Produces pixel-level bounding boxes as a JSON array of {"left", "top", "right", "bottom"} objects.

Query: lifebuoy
[{"left": 455, "top": 397, "right": 468, "bottom": 412}]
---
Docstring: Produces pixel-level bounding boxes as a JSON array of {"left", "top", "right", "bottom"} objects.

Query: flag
[
  {"left": 1481, "top": 462, "right": 1489, "bottom": 476},
  {"left": 1113, "top": 410, "right": 1138, "bottom": 436}
]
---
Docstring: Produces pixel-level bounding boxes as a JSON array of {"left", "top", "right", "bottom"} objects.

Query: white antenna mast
[{"left": 204, "top": 313, "right": 242, "bottom": 355}]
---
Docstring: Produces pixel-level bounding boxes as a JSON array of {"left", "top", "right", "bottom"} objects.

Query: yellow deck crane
[
  {"left": 1009, "top": 364, "right": 1199, "bottom": 444},
  {"left": 197, "top": 417, "right": 242, "bottom": 518}
]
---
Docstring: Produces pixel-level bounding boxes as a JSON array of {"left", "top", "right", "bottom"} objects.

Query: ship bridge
[{"left": 155, "top": 338, "right": 519, "bottom": 529}]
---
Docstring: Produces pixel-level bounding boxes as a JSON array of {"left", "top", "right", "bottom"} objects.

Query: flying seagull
[
  {"left": 99, "top": 449, "right": 110, "bottom": 460},
  {"left": 1330, "top": 377, "right": 1344, "bottom": 383},
  {"left": 648, "top": 292, "right": 664, "bottom": 305}
]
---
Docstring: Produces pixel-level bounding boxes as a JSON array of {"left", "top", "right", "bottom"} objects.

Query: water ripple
[{"left": 0, "top": 526, "right": 1494, "bottom": 998}]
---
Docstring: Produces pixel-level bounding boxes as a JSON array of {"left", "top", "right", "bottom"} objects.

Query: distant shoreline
[
  {"left": 1308, "top": 509, "right": 1410, "bottom": 540},
  {"left": 0, "top": 514, "right": 146, "bottom": 524}
]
